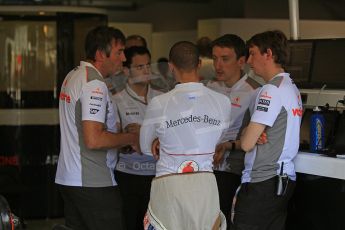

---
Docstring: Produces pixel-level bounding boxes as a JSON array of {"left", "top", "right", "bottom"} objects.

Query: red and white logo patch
[
  {"left": 231, "top": 96, "right": 242, "bottom": 108},
  {"left": 260, "top": 91, "right": 272, "bottom": 99},
  {"left": 178, "top": 160, "right": 199, "bottom": 173}
]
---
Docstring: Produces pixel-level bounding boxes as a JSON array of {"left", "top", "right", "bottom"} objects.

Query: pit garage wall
[
  {"left": 198, "top": 18, "right": 345, "bottom": 40},
  {"left": 0, "top": 11, "right": 107, "bottom": 218}
]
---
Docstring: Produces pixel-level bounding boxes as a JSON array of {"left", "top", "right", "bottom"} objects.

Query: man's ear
[
  {"left": 168, "top": 62, "right": 175, "bottom": 73},
  {"left": 266, "top": 48, "right": 273, "bottom": 60},
  {"left": 95, "top": 49, "right": 105, "bottom": 62},
  {"left": 168, "top": 62, "right": 180, "bottom": 82},
  {"left": 238, "top": 56, "right": 246, "bottom": 68}
]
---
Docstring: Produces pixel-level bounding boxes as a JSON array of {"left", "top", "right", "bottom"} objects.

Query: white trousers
[{"left": 145, "top": 172, "right": 227, "bottom": 230}]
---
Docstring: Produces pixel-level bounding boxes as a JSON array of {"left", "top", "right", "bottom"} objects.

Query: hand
[
  {"left": 213, "top": 142, "right": 230, "bottom": 167},
  {"left": 151, "top": 138, "right": 160, "bottom": 160},
  {"left": 125, "top": 123, "right": 141, "bottom": 134},
  {"left": 119, "top": 145, "right": 134, "bottom": 154},
  {"left": 129, "top": 132, "right": 141, "bottom": 154},
  {"left": 257, "top": 131, "right": 268, "bottom": 145}
]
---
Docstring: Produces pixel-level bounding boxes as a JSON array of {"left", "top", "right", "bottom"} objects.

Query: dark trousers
[
  {"left": 214, "top": 170, "right": 241, "bottom": 230},
  {"left": 58, "top": 185, "right": 124, "bottom": 230},
  {"left": 115, "top": 170, "right": 154, "bottom": 230},
  {"left": 232, "top": 177, "right": 296, "bottom": 230}
]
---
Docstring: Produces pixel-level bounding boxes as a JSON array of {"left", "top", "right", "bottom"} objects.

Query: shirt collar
[
  {"left": 125, "top": 83, "right": 152, "bottom": 104},
  {"left": 80, "top": 61, "right": 103, "bottom": 78},
  {"left": 174, "top": 82, "right": 203, "bottom": 90},
  {"left": 270, "top": 72, "right": 290, "bottom": 81}
]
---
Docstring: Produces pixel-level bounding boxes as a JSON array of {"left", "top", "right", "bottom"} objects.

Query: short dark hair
[
  {"left": 211, "top": 34, "right": 246, "bottom": 59},
  {"left": 169, "top": 41, "right": 199, "bottom": 72},
  {"left": 126, "top": 34, "right": 147, "bottom": 48},
  {"left": 157, "top": 57, "right": 169, "bottom": 75},
  {"left": 123, "top": 46, "right": 151, "bottom": 68},
  {"left": 85, "top": 26, "right": 125, "bottom": 61},
  {"left": 157, "top": 57, "right": 168, "bottom": 63},
  {"left": 196, "top": 36, "right": 212, "bottom": 58},
  {"left": 246, "top": 30, "right": 288, "bottom": 66}
]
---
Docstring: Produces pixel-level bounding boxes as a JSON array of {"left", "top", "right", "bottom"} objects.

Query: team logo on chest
[
  {"left": 231, "top": 96, "right": 242, "bottom": 108},
  {"left": 178, "top": 160, "right": 199, "bottom": 173}
]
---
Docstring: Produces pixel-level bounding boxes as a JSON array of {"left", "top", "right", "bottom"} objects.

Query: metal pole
[{"left": 289, "top": 0, "right": 300, "bottom": 40}]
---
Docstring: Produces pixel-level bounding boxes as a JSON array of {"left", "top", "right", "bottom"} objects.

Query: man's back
[{"left": 141, "top": 82, "right": 231, "bottom": 176}]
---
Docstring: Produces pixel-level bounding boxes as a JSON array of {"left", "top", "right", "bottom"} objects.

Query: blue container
[{"left": 310, "top": 106, "right": 325, "bottom": 153}]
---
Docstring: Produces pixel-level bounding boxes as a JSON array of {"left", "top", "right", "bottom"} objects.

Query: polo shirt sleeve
[
  {"left": 140, "top": 97, "right": 164, "bottom": 156},
  {"left": 250, "top": 84, "right": 282, "bottom": 127},
  {"left": 81, "top": 80, "right": 108, "bottom": 123}
]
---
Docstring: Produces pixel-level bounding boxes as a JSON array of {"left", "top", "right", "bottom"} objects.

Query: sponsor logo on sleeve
[
  {"left": 90, "top": 108, "right": 99, "bottom": 114},
  {"left": 259, "top": 91, "right": 272, "bottom": 99},
  {"left": 258, "top": 98, "right": 270, "bottom": 106},
  {"left": 91, "top": 87, "right": 104, "bottom": 95},
  {"left": 292, "top": 108, "right": 303, "bottom": 117},
  {"left": 256, "top": 106, "right": 268, "bottom": 112},
  {"left": 90, "top": 96, "right": 102, "bottom": 101},
  {"left": 59, "top": 92, "right": 71, "bottom": 103},
  {"left": 89, "top": 103, "right": 101, "bottom": 107}
]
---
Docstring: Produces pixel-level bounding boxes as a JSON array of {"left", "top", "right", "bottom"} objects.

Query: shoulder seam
[{"left": 245, "top": 77, "right": 261, "bottom": 89}]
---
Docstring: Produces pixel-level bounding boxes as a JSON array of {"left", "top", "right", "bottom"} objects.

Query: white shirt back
[{"left": 140, "top": 82, "right": 231, "bottom": 177}]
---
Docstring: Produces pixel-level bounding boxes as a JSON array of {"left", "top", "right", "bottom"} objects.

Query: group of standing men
[{"left": 55, "top": 25, "right": 302, "bottom": 230}]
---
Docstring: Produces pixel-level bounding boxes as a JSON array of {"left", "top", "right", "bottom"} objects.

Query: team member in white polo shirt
[
  {"left": 140, "top": 41, "right": 231, "bottom": 230},
  {"left": 55, "top": 26, "right": 139, "bottom": 230},
  {"left": 112, "top": 46, "right": 162, "bottom": 230},
  {"left": 206, "top": 34, "right": 261, "bottom": 228},
  {"left": 232, "top": 30, "right": 302, "bottom": 230}
]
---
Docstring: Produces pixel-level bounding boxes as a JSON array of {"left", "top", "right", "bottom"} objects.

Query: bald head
[{"left": 169, "top": 41, "right": 200, "bottom": 72}]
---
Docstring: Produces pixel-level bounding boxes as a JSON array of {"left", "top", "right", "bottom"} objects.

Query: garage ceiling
[{"left": 0, "top": 0, "right": 212, "bottom": 10}]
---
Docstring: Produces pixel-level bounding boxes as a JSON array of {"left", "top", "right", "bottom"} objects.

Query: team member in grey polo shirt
[
  {"left": 55, "top": 26, "right": 139, "bottom": 230},
  {"left": 206, "top": 34, "right": 261, "bottom": 228},
  {"left": 232, "top": 30, "right": 302, "bottom": 230}
]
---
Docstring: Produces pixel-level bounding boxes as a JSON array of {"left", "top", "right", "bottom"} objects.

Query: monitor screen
[
  {"left": 310, "top": 39, "right": 345, "bottom": 89},
  {"left": 285, "top": 40, "right": 313, "bottom": 88}
]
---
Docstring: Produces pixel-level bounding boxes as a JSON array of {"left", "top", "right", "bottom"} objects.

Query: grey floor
[{"left": 23, "top": 218, "right": 65, "bottom": 230}]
